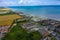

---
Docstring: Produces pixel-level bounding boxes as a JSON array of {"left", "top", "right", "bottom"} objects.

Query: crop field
[{"left": 0, "top": 14, "right": 22, "bottom": 26}]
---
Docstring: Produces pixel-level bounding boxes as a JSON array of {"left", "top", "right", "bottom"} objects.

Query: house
[
  {"left": 1, "top": 25, "right": 10, "bottom": 33},
  {"left": 39, "top": 29, "right": 50, "bottom": 37},
  {"left": 54, "top": 23, "right": 60, "bottom": 28},
  {"left": 48, "top": 26, "right": 55, "bottom": 31},
  {"left": 22, "top": 22, "right": 39, "bottom": 32},
  {"left": 56, "top": 28, "right": 60, "bottom": 33},
  {"left": 43, "top": 36, "right": 51, "bottom": 40}
]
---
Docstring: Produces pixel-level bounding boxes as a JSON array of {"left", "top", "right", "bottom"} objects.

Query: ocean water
[{"left": 8, "top": 6, "right": 60, "bottom": 21}]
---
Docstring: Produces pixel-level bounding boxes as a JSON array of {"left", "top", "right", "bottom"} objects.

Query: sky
[{"left": 0, "top": 0, "right": 60, "bottom": 6}]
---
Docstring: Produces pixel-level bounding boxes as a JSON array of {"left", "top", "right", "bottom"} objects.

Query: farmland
[{"left": 0, "top": 14, "right": 22, "bottom": 26}]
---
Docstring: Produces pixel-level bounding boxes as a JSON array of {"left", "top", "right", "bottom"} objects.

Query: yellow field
[{"left": 0, "top": 14, "right": 22, "bottom": 26}]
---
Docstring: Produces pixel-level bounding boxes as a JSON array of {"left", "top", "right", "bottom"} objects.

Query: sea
[{"left": 7, "top": 6, "right": 60, "bottom": 21}]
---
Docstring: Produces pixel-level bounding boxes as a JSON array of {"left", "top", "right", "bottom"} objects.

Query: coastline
[{"left": 7, "top": 6, "right": 60, "bottom": 21}]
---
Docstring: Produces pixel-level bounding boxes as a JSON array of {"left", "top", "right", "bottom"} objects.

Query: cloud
[
  {"left": 18, "top": 0, "right": 60, "bottom": 5},
  {"left": 0, "top": 2, "right": 19, "bottom": 6},
  {"left": 0, "top": 0, "right": 60, "bottom": 6},
  {"left": 19, "top": 0, "right": 24, "bottom": 3},
  {"left": 36, "top": 0, "right": 60, "bottom": 5},
  {"left": 18, "top": 0, "right": 41, "bottom": 5}
]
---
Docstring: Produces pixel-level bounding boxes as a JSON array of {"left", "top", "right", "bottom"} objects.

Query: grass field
[{"left": 0, "top": 14, "right": 22, "bottom": 26}]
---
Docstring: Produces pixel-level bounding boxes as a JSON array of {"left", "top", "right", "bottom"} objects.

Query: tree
[
  {"left": 51, "top": 37, "right": 57, "bottom": 40},
  {"left": 2, "top": 23, "right": 41, "bottom": 40}
]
